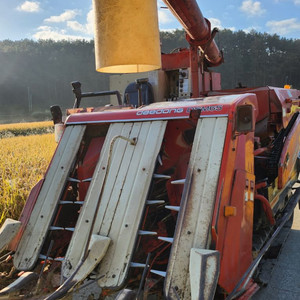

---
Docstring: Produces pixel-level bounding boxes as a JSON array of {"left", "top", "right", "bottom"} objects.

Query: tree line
[
  {"left": 0, "top": 29, "right": 299, "bottom": 122},
  {"left": 161, "top": 29, "right": 300, "bottom": 89}
]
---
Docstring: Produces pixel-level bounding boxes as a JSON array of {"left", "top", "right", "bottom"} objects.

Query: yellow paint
[
  {"left": 224, "top": 206, "right": 237, "bottom": 217},
  {"left": 245, "top": 137, "right": 254, "bottom": 174},
  {"left": 278, "top": 117, "right": 300, "bottom": 188}
]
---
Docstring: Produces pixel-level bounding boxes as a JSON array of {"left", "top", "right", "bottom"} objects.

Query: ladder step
[
  {"left": 49, "top": 226, "right": 64, "bottom": 231},
  {"left": 39, "top": 254, "right": 64, "bottom": 262},
  {"left": 150, "top": 269, "right": 167, "bottom": 277},
  {"left": 59, "top": 201, "right": 73, "bottom": 204},
  {"left": 165, "top": 205, "right": 180, "bottom": 212},
  {"left": 82, "top": 178, "right": 92, "bottom": 182},
  {"left": 171, "top": 179, "right": 186, "bottom": 185},
  {"left": 67, "top": 177, "right": 92, "bottom": 183},
  {"left": 39, "top": 254, "right": 52, "bottom": 260},
  {"left": 54, "top": 257, "right": 64, "bottom": 262},
  {"left": 153, "top": 174, "right": 171, "bottom": 179},
  {"left": 67, "top": 177, "right": 81, "bottom": 183},
  {"left": 138, "top": 230, "right": 157, "bottom": 236},
  {"left": 59, "top": 201, "right": 84, "bottom": 205},
  {"left": 158, "top": 237, "right": 174, "bottom": 243},
  {"left": 65, "top": 227, "right": 75, "bottom": 232},
  {"left": 130, "top": 262, "right": 149, "bottom": 268},
  {"left": 157, "top": 154, "right": 163, "bottom": 166},
  {"left": 49, "top": 226, "right": 75, "bottom": 232},
  {"left": 146, "top": 200, "right": 165, "bottom": 205}
]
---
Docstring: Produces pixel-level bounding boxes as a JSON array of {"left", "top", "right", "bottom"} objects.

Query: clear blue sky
[{"left": 0, "top": 0, "right": 299, "bottom": 41}]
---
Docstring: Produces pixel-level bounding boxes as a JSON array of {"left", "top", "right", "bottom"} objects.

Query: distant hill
[
  {"left": 160, "top": 29, "right": 300, "bottom": 90},
  {"left": 0, "top": 39, "right": 109, "bottom": 123},
  {"left": 0, "top": 30, "right": 299, "bottom": 122}
]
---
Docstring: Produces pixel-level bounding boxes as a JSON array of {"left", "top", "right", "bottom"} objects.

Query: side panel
[
  {"left": 97, "top": 121, "right": 167, "bottom": 287},
  {"left": 216, "top": 133, "right": 255, "bottom": 293},
  {"left": 62, "top": 122, "right": 133, "bottom": 277},
  {"left": 9, "top": 179, "right": 44, "bottom": 251},
  {"left": 218, "top": 169, "right": 254, "bottom": 290},
  {"left": 278, "top": 115, "right": 300, "bottom": 189},
  {"left": 63, "top": 121, "right": 167, "bottom": 289},
  {"left": 165, "top": 117, "right": 228, "bottom": 299},
  {"left": 14, "top": 125, "right": 86, "bottom": 270}
]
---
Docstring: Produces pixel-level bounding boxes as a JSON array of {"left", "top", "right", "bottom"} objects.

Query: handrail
[{"left": 71, "top": 81, "right": 122, "bottom": 108}]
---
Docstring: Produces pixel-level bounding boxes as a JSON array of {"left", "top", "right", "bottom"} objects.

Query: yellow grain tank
[{"left": 93, "top": 0, "right": 161, "bottom": 73}]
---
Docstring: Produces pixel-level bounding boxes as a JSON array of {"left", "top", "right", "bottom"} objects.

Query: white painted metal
[
  {"left": 0, "top": 219, "right": 21, "bottom": 252},
  {"left": 189, "top": 248, "right": 220, "bottom": 300},
  {"left": 0, "top": 272, "right": 37, "bottom": 295},
  {"left": 63, "top": 121, "right": 167, "bottom": 289},
  {"left": 63, "top": 122, "right": 129, "bottom": 278},
  {"left": 73, "top": 234, "right": 111, "bottom": 283},
  {"left": 14, "top": 125, "right": 86, "bottom": 270},
  {"left": 97, "top": 121, "right": 167, "bottom": 287},
  {"left": 165, "top": 117, "right": 228, "bottom": 299}
]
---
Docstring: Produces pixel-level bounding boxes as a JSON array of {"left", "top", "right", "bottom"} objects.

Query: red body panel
[
  {"left": 278, "top": 115, "right": 300, "bottom": 188},
  {"left": 9, "top": 179, "right": 44, "bottom": 251},
  {"left": 77, "top": 137, "right": 105, "bottom": 200},
  {"left": 212, "top": 121, "right": 255, "bottom": 292},
  {"left": 66, "top": 94, "right": 257, "bottom": 125},
  {"left": 9, "top": 85, "right": 299, "bottom": 298},
  {"left": 162, "top": 50, "right": 190, "bottom": 70},
  {"left": 65, "top": 93, "right": 259, "bottom": 294},
  {"left": 209, "top": 86, "right": 300, "bottom": 127}
]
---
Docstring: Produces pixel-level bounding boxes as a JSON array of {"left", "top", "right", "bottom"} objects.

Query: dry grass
[
  {"left": 0, "top": 121, "right": 53, "bottom": 131},
  {"left": 0, "top": 121, "right": 53, "bottom": 138},
  {"left": 0, "top": 133, "right": 57, "bottom": 225}
]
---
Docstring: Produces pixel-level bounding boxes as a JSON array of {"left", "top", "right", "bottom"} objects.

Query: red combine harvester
[{"left": 0, "top": 0, "right": 299, "bottom": 299}]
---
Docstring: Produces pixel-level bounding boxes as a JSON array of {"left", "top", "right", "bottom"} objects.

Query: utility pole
[{"left": 27, "top": 86, "right": 32, "bottom": 113}]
